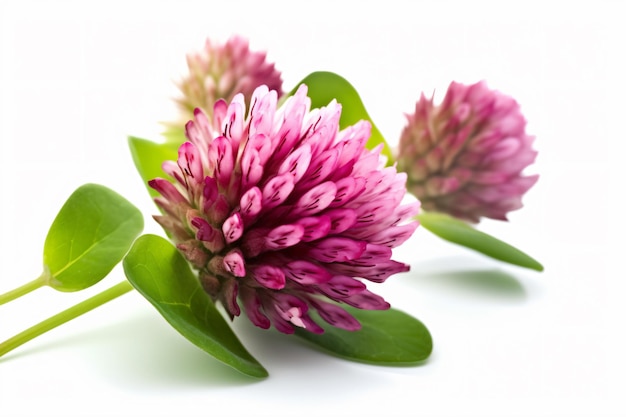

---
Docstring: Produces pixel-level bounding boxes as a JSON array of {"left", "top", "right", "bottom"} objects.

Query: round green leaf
[
  {"left": 417, "top": 211, "right": 544, "bottom": 271},
  {"left": 295, "top": 306, "right": 432, "bottom": 365},
  {"left": 42, "top": 183, "right": 144, "bottom": 292},
  {"left": 127, "top": 136, "right": 179, "bottom": 198},
  {"left": 122, "top": 234, "right": 268, "bottom": 378},
  {"left": 290, "top": 71, "right": 395, "bottom": 164}
]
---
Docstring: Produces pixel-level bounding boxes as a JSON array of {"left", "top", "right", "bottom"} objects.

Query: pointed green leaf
[
  {"left": 417, "top": 211, "right": 544, "bottom": 271},
  {"left": 43, "top": 183, "right": 144, "bottom": 291},
  {"left": 295, "top": 306, "right": 432, "bottom": 365},
  {"left": 123, "top": 234, "right": 268, "bottom": 378},
  {"left": 290, "top": 71, "right": 394, "bottom": 164},
  {"left": 127, "top": 136, "right": 179, "bottom": 197}
]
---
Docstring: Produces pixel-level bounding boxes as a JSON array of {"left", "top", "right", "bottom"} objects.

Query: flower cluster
[
  {"left": 150, "top": 84, "right": 419, "bottom": 334},
  {"left": 397, "top": 81, "right": 538, "bottom": 223},
  {"left": 174, "top": 36, "right": 283, "bottom": 121}
]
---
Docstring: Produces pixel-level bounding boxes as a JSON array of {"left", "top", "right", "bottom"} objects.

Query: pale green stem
[
  {"left": 0, "top": 275, "right": 47, "bottom": 306},
  {"left": 0, "top": 280, "right": 134, "bottom": 358}
]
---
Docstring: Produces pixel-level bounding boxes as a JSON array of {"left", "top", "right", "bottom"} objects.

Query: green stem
[
  {"left": 0, "top": 280, "right": 134, "bottom": 358},
  {"left": 0, "top": 275, "right": 47, "bottom": 306}
]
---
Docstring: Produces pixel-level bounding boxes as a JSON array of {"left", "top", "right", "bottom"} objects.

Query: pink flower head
[
  {"left": 175, "top": 35, "right": 283, "bottom": 121},
  {"left": 397, "top": 81, "right": 539, "bottom": 223},
  {"left": 150, "top": 85, "right": 419, "bottom": 334}
]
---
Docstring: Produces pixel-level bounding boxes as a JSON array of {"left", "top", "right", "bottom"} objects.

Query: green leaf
[
  {"left": 123, "top": 234, "right": 268, "bottom": 378},
  {"left": 290, "top": 71, "right": 394, "bottom": 164},
  {"left": 417, "top": 211, "right": 544, "bottom": 271},
  {"left": 43, "top": 183, "right": 144, "bottom": 292},
  {"left": 127, "top": 136, "right": 179, "bottom": 198},
  {"left": 295, "top": 306, "right": 432, "bottom": 365}
]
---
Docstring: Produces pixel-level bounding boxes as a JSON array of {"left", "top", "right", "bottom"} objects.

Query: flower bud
[{"left": 397, "top": 81, "right": 538, "bottom": 222}]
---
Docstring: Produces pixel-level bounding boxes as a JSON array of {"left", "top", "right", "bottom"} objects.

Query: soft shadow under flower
[{"left": 405, "top": 256, "right": 528, "bottom": 302}]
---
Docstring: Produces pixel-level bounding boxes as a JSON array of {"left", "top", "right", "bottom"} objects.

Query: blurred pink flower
[
  {"left": 397, "top": 81, "right": 538, "bottom": 223},
  {"left": 174, "top": 35, "right": 283, "bottom": 121},
  {"left": 150, "top": 85, "right": 419, "bottom": 334}
]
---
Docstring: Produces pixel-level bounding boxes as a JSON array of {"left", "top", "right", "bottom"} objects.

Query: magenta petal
[
  {"left": 292, "top": 181, "right": 337, "bottom": 216},
  {"left": 272, "top": 90, "right": 308, "bottom": 161},
  {"left": 298, "top": 148, "right": 339, "bottom": 190},
  {"left": 271, "top": 293, "right": 309, "bottom": 330},
  {"left": 295, "top": 215, "right": 331, "bottom": 242},
  {"left": 303, "top": 102, "right": 341, "bottom": 155},
  {"left": 244, "top": 133, "right": 273, "bottom": 166},
  {"left": 249, "top": 88, "right": 277, "bottom": 136},
  {"left": 318, "top": 275, "right": 366, "bottom": 299},
  {"left": 240, "top": 149, "right": 264, "bottom": 191},
  {"left": 266, "top": 309, "right": 297, "bottom": 333},
  {"left": 392, "top": 201, "right": 422, "bottom": 226},
  {"left": 325, "top": 208, "right": 357, "bottom": 234},
  {"left": 277, "top": 143, "right": 312, "bottom": 184},
  {"left": 213, "top": 99, "right": 228, "bottom": 128},
  {"left": 335, "top": 121, "right": 369, "bottom": 167},
  {"left": 330, "top": 176, "right": 360, "bottom": 208},
  {"left": 201, "top": 176, "right": 218, "bottom": 210},
  {"left": 222, "top": 213, "right": 244, "bottom": 244},
  {"left": 223, "top": 248, "right": 246, "bottom": 277},
  {"left": 190, "top": 216, "right": 225, "bottom": 253},
  {"left": 239, "top": 186, "right": 263, "bottom": 222},
  {"left": 306, "top": 237, "right": 367, "bottom": 263},
  {"left": 240, "top": 286, "right": 271, "bottom": 329},
  {"left": 311, "top": 300, "right": 361, "bottom": 331},
  {"left": 250, "top": 264, "right": 286, "bottom": 290},
  {"left": 207, "top": 194, "right": 230, "bottom": 225},
  {"left": 209, "top": 136, "right": 234, "bottom": 187},
  {"left": 349, "top": 243, "right": 392, "bottom": 267},
  {"left": 353, "top": 198, "right": 398, "bottom": 226},
  {"left": 162, "top": 160, "right": 185, "bottom": 187},
  {"left": 343, "top": 290, "right": 390, "bottom": 310},
  {"left": 178, "top": 142, "right": 204, "bottom": 185},
  {"left": 301, "top": 317, "right": 325, "bottom": 334},
  {"left": 185, "top": 119, "right": 201, "bottom": 145},
  {"left": 366, "top": 221, "right": 419, "bottom": 248},
  {"left": 265, "top": 224, "right": 304, "bottom": 250},
  {"left": 262, "top": 174, "right": 295, "bottom": 210},
  {"left": 282, "top": 259, "right": 332, "bottom": 285},
  {"left": 193, "top": 107, "right": 212, "bottom": 137},
  {"left": 330, "top": 260, "right": 410, "bottom": 283},
  {"left": 223, "top": 98, "right": 245, "bottom": 149},
  {"left": 148, "top": 178, "right": 187, "bottom": 204}
]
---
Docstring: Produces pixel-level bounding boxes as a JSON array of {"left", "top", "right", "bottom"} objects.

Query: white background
[{"left": 0, "top": 1, "right": 623, "bottom": 416}]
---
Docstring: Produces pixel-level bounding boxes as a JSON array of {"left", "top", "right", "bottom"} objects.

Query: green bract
[
  {"left": 417, "top": 211, "right": 544, "bottom": 271},
  {"left": 291, "top": 71, "right": 394, "bottom": 163},
  {"left": 296, "top": 306, "right": 432, "bottom": 365},
  {"left": 123, "top": 234, "right": 268, "bottom": 378},
  {"left": 43, "top": 183, "right": 144, "bottom": 291}
]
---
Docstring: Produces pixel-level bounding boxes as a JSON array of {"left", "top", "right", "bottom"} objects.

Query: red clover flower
[
  {"left": 174, "top": 35, "right": 283, "bottom": 122},
  {"left": 150, "top": 85, "right": 419, "bottom": 334},
  {"left": 397, "top": 81, "right": 538, "bottom": 223}
]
